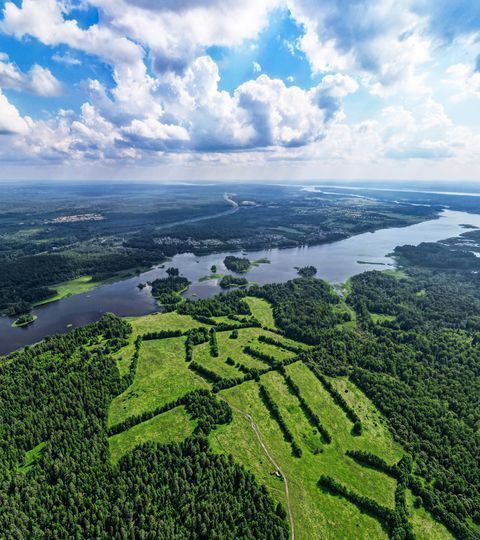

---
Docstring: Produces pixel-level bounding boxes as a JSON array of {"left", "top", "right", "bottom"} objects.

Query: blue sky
[{"left": 0, "top": 0, "right": 478, "bottom": 181}]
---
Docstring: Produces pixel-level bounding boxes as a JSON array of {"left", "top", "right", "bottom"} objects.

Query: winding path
[{"left": 221, "top": 398, "right": 295, "bottom": 540}]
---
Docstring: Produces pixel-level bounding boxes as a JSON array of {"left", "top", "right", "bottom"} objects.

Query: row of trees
[{"left": 259, "top": 384, "right": 302, "bottom": 458}]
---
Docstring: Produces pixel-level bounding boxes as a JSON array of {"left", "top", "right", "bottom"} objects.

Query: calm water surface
[{"left": 1, "top": 209, "right": 480, "bottom": 355}]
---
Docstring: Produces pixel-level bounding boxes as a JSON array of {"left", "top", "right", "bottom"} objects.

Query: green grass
[
  {"left": 370, "top": 313, "right": 396, "bottom": 324},
  {"left": 212, "top": 374, "right": 389, "bottom": 540},
  {"left": 109, "top": 406, "right": 195, "bottom": 463},
  {"left": 113, "top": 312, "right": 205, "bottom": 376},
  {"left": 198, "top": 273, "right": 225, "bottom": 282},
  {"left": 34, "top": 276, "right": 96, "bottom": 306},
  {"left": 406, "top": 489, "right": 453, "bottom": 540},
  {"left": 108, "top": 337, "right": 208, "bottom": 427},
  {"left": 381, "top": 268, "right": 408, "bottom": 279},
  {"left": 245, "top": 296, "right": 276, "bottom": 328},
  {"left": 326, "top": 375, "right": 403, "bottom": 464},
  {"left": 17, "top": 441, "right": 46, "bottom": 473},
  {"left": 193, "top": 327, "right": 303, "bottom": 378},
  {"left": 332, "top": 301, "right": 357, "bottom": 329}
]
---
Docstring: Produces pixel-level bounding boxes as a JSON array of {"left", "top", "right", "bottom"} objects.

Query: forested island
[{"left": 223, "top": 256, "right": 251, "bottom": 273}]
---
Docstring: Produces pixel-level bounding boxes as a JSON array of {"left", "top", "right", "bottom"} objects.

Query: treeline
[
  {"left": 142, "top": 329, "right": 183, "bottom": 340},
  {"left": 259, "top": 384, "right": 302, "bottom": 458},
  {"left": 283, "top": 374, "right": 331, "bottom": 444},
  {"left": 345, "top": 450, "right": 396, "bottom": 477},
  {"left": 0, "top": 246, "right": 167, "bottom": 316},
  {"left": 120, "top": 335, "right": 142, "bottom": 390},
  {"left": 209, "top": 328, "right": 218, "bottom": 357},
  {"left": 219, "top": 275, "right": 249, "bottom": 289},
  {"left": 318, "top": 475, "right": 414, "bottom": 540},
  {"left": 185, "top": 327, "right": 210, "bottom": 361},
  {"left": 258, "top": 335, "right": 304, "bottom": 354},
  {"left": 349, "top": 268, "right": 480, "bottom": 330},
  {"left": 243, "top": 345, "right": 295, "bottom": 369},
  {"left": 178, "top": 290, "right": 251, "bottom": 318}
]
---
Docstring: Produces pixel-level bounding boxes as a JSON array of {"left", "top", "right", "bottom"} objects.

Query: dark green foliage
[
  {"left": 209, "top": 328, "right": 219, "bottom": 357},
  {"left": 142, "top": 329, "right": 183, "bottom": 340},
  {"left": 244, "top": 345, "right": 285, "bottom": 368},
  {"left": 349, "top": 268, "right": 480, "bottom": 330},
  {"left": 149, "top": 275, "right": 190, "bottom": 304},
  {"left": 185, "top": 327, "right": 210, "bottom": 361},
  {"left": 395, "top": 241, "right": 480, "bottom": 271},
  {"left": 318, "top": 475, "right": 414, "bottom": 540},
  {"left": 114, "top": 438, "right": 288, "bottom": 540},
  {"left": 219, "top": 275, "right": 249, "bottom": 289},
  {"left": 166, "top": 267, "right": 180, "bottom": 276},
  {"left": 189, "top": 361, "right": 223, "bottom": 383},
  {"left": 305, "top": 364, "right": 361, "bottom": 426},
  {"left": 223, "top": 256, "right": 250, "bottom": 273},
  {"left": 178, "top": 290, "right": 251, "bottom": 318},
  {"left": 258, "top": 335, "right": 304, "bottom": 354},
  {"left": 252, "top": 278, "right": 340, "bottom": 344},
  {"left": 183, "top": 390, "right": 232, "bottom": 435},
  {"left": 297, "top": 265, "right": 317, "bottom": 278},
  {"left": 229, "top": 328, "right": 238, "bottom": 339},
  {"left": 345, "top": 450, "right": 395, "bottom": 477},
  {"left": 120, "top": 335, "right": 142, "bottom": 389},
  {"left": 352, "top": 421, "right": 363, "bottom": 436}
]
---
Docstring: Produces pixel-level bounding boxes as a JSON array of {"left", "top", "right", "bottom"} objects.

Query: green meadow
[{"left": 107, "top": 295, "right": 451, "bottom": 539}]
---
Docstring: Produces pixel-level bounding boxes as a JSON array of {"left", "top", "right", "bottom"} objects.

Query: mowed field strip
[{"left": 108, "top": 298, "right": 453, "bottom": 540}]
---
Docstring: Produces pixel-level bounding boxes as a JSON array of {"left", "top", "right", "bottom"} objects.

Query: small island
[
  {"left": 223, "top": 256, "right": 251, "bottom": 273},
  {"left": 297, "top": 265, "right": 317, "bottom": 278},
  {"left": 219, "top": 276, "right": 249, "bottom": 289},
  {"left": 145, "top": 268, "right": 190, "bottom": 305},
  {"left": 12, "top": 313, "right": 37, "bottom": 328}
]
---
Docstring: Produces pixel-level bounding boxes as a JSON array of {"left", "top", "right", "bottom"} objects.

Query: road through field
[{"left": 221, "top": 398, "right": 295, "bottom": 540}]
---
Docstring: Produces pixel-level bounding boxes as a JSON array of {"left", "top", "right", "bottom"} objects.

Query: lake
[{"left": 1, "top": 209, "right": 480, "bottom": 355}]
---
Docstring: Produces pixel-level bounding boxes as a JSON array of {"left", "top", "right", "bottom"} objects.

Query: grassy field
[
  {"left": 193, "top": 327, "right": 303, "bottom": 379},
  {"left": 109, "top": 337, "right": 208, "bottom": 427},
  {"left": 405, "top": 490, "right": 453, "bottom": 540},
  {"left": 109, "top": 406, "right": 195, "bottom": 463},
  {"left": 212, "top": 373, "right": 388, "bottom": 540},
  {"left": 113, "top": 312, "right": 205, "bottom": 376},
  {"left": 106, "top": 301, "right": 449, "bottom": 539},
  {"left": 33, "top": 276, "right": 97, "bottom": 306},
  {"left": 244, "top": 296, "right": 276, "bottom": 328}
]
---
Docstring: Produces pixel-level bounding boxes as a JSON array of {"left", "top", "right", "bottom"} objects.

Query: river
[{"left": 1, "top": 209, "right": 480, "bottom": 355}]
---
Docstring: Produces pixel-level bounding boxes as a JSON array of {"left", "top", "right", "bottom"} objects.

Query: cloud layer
[{"left": 0, "top": 0, "right": 478, "bottom": 179}]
